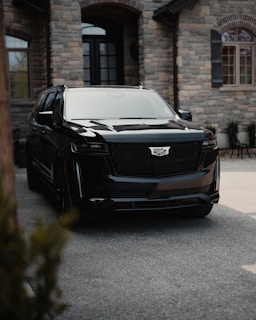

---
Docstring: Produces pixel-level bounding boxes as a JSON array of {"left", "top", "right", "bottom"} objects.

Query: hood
[{"left": 70, "top": 118, "right": 205, "bottom": 143}]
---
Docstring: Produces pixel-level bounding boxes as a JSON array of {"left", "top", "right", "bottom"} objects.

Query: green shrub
[
  {"left": 0, "top": 193, "right": 75, "bottom": 320},
  {"left": 247, "top": 122, "right": 256, "bottom": 148},
  {"left": 205, "top": 124, "right": 216, "bottom": 135}
]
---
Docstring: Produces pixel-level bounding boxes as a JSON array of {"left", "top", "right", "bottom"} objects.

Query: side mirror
[
  {"left": 37, "top": 111, "right": 53, "bottom": 127},
  {"left": 177, "top": 109, "right": 192, "bottom": 121}
]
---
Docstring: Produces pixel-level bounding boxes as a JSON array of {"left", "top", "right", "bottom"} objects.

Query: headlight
[
  {"left": 203, "top": 139, "right": 217, "bottom": 149},
  {"left": 203, "top": 129, "right": 217, "bottom": 149},
  {"left": 71, "top": 141, "right": 107, "bottom": 153}
]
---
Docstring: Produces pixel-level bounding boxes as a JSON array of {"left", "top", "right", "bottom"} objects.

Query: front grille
[{"left": 108, "top": 141, "right": 202, "bottom": 177}]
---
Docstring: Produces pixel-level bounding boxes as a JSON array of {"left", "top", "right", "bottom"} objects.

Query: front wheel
[
  {"left": 26, "top": 153, "right": 39, "bottom": 191},
  {"left": 54, "top": 165, "right": 72, "bottom": 215}
]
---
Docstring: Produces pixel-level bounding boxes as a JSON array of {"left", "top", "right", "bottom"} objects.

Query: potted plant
[
  {"left": 205, "top": 124, "right": 216, "bottom": 135},
  {"left": 226, "top": 120, "right": 239, "bottom": 148},
  {"left": 247, "top": 122, "right": 256, "bottom": 148}
]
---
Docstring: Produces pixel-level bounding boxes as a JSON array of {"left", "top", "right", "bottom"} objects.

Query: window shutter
[{"left": 211, "top": 29, "right": 223, "bottom": 88}]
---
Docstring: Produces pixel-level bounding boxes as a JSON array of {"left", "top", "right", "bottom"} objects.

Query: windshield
[{"left": 64, "top": 89, "right": 176, "bottom": 121}]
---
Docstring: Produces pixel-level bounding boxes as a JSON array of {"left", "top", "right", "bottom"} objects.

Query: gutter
[
  {"left": 172, "top": 25, "right": 178, "bottom": 111},
  {"left": 12, "top": 0, "right": 46, "bottom": 13},
  {"left": 152, "top": 13, "right": 179, "bottom": 111},
  {"left": 153, "top": 0, "right": 199, "bottom": 111}
]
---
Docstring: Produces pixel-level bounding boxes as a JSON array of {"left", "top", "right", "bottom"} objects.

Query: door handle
[{"left": 41, "top": 130, "right": 46, "bottom": 134}]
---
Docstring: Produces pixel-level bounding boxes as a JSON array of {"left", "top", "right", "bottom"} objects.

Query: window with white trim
[
  {"left": 5, "top": 35, "right": 30, "bottom": 99},
  {"left": 222, "top": 29, "right": 255, "bottom": 86}
]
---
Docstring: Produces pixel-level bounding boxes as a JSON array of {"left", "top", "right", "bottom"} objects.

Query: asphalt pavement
[{"left": 14, "top": 153, "right": 256, "bottom": 320}]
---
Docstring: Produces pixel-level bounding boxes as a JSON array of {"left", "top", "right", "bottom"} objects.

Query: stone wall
[
  {"left": 4, "top": 0, "right": 49, "bottom": 158},
  {"left": 177, "top": 0, "right": 256, "bottom": 146},
  {"left": 50, "top": 0, "right": 83, "bottom": 87},
  {"left": 138, "top": 0, "right": 173, "bottom": 102},
  {"left": 5, "top": 0, "right": 256, "bottom": 150},
  {"left": 4, "top": 0, "right": 49, "bottom": 97}
]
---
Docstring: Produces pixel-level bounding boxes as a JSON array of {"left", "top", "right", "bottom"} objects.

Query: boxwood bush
[{"left": 0, "top": 193, "right": 75, "bottom": 320}]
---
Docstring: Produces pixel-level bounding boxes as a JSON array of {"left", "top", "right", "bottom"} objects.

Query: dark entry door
[
  {"left": 83, "top": 39, "right": 120, "bottom": 85},
  {"left": 82, "top": 21, "right": 123, "bottom": 85}
]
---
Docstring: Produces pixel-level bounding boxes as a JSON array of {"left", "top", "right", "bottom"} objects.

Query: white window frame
[{"left": 222, "top": 29, "right": 255, "bottom": 87}]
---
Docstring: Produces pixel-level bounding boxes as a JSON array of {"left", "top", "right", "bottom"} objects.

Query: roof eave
[
  {"left": 12, "top": 0, "right": 49, "bottom": 13},
  {"left": 153, "top": 0, "right": 198, "bottom": 21}
]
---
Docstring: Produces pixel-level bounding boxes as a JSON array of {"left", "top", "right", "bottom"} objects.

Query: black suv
[{"left": 26, "top": 85, "right": 220, "bottom": 217}]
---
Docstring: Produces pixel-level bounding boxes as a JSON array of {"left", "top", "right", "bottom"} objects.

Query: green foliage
[
  {"left": 0, "top": 193, "right": 76, "bottom": 320},
  {"left": 247, "top": 122, "right": 256, "bottom": 148},
  {"left": 226, "top": 120, "right": 239, "bottom": 148},
  {"left": 205, "top": 124, "right": 216, "bottom": 135}
]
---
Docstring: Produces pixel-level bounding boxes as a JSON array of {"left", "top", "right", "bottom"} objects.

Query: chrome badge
[{"left": 149, "top": 146, "right": 170, "bottom": 157}]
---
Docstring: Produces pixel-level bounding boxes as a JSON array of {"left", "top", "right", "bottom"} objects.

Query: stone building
[{"left": 3, "top": 0, "right": 256, "bottom": 161}]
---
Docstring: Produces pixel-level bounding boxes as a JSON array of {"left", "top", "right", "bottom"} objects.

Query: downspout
[
  {"left": 45, "top": 4, "right": 51, "bottom": 87},
  {"left": 159, "top": 16, "right": 179, "bottom": 112},
  {"left": 172, "top": 25, "right": 179, "bottom": 112}
]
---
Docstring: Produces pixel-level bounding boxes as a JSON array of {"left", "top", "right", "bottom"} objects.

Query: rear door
[
  {"left": 38, "top": 91, "right": 62, "bottom": 185},
  {"left": 28, "top": 91, "right": 48, "bottom": 172}
]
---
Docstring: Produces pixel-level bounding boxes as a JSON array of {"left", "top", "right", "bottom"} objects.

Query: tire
[
  {"left": 183, "top": 203, "right": 213, "bottom": 218},
  {"left": 26, "top": 154, "right": 39, "bottom": 191},
  {"left": 54, "top": 165, "right": 72, "bottom": 215}
]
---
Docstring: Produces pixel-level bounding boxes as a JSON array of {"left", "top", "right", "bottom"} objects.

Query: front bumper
[
  {"left": 68, "top": 141, "right": 220, "bottom": 212},
  {"left": 71, "top": 159, "right": 220, "bottom": 212},
  {"left": 84, "top": 191, "right": 219, "bottom": 212}
]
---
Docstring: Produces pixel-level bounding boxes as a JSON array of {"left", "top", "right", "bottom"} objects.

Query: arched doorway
[
  {"left": 81, "top": 2, "right": 142, "bottom": 86},
  {"left": 82, "top": 18, "right": 123, "bottom": 85}
]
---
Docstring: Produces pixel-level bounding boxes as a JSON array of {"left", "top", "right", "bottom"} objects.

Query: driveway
[
  {"left": 219, "top": 156, "right": 256, "bottom": 217},
  {"left": 14, "top": 155, "right": 256, "bottom": 320}
]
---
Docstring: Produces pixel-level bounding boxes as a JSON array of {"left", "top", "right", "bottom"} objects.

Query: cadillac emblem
[{"left": 149, "top": 146, "right": 170, "bottom": 157}]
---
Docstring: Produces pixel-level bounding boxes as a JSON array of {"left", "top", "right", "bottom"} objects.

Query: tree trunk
[{"left": 0, "top": 0, "right": 17, "bottom": 222}]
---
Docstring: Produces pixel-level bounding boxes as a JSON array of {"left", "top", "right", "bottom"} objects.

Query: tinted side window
[
  {"left": 53, "top": 92, "right": 61, "bottom": 110},
  {"left": 34, "top": 92, "right": 47, "bottom": 113},
  {"left": 52, "top": 92, "right": 63, "bottom": 126},
  {"left": 43, "top": 92, "right": 57, "bottom": 112}
]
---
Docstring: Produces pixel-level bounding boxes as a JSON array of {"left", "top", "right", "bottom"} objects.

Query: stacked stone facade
[
  {"left": 3, "top": 0, "right": 256, "bottom": 151},
  {"left": 50, "top": 0, "right": 83, "bottom": 87},
  {"left": 177, "top": 0, "right": 256, "bottom": 146},
  {"left": 4, "top": 0, "right": 48, "bottom": 138},
  {"left": 139, "top": 0, "right": 173, "bottom": 101}
]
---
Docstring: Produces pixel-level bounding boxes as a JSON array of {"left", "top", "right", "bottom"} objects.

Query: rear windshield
[{"left": 64, "top": 89, "right": 176, "bottom": 121}]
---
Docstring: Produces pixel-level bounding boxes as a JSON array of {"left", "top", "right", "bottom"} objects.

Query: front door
[{"left": 82, "top": 20, "right": 123, "bottom": 85}]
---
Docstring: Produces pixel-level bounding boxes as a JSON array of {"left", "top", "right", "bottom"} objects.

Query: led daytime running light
[{"left": 71, "top": 141, "right": 106, "bottom": 153}]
